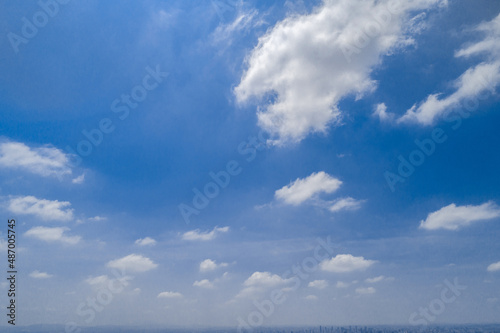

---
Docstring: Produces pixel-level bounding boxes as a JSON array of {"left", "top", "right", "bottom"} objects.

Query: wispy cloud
[
  {"left": 308, "top": 279, "right": 328, "bottom": 289},
  {"left": 29, "top": 270, "right": 53, "bottom": 279},
  {"left": 275, "top": 172, "right": 342, "bottom": 206},
  {"left": 182, "top": 226, "right": 229, "bottom": 241},
  {"left": 0, "top": 140, "right": 72, "bottom": 178},
  {"left": 157, "top": 291, "right": 183, "bottom": 299},
  {"left": 25, "top": 226, "right": 81, "bottom": 245},
  {"left": 7, "top": 195, "right": 74, "bottom": 222},
  {"left": 400, "top": 13, "right": 500, "bottom": 125},
  {"left": 419, "top": 201, "right": 500, "bottom": 230}
]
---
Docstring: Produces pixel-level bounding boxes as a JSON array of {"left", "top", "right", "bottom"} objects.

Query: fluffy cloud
[
  {"left": 193, "top": 279, "right": 214, "bottom": 289},
  {"left": 235, "top": 0, "right": 446, "bottom": 144},
  {"left": 237, "top": 271, "right": 292, "bottom": 298},
  {"left": 157, "top": 291, "right": 183, "bottom": 299},
  {"left": 199, "top": 259, "right": 228, "bottom": 272},
  {"left": 365, "top": 275, "right": 394, "bottom": 283},
  {"left": 275, "top": 171, "right": 342, "bottom": 205},
  {"left": 419, "top": 201, "right": 500, "bottom": 231},
  {"left": 487, "top": 261, "right": 500, "bottom": 272},
  {"left": 320, "top": 254, "right": 376, "bottom": 273},
  {"left": 135, "top": 237, "right": 157, "bottom": 246},
  {"left": 106, "top": 254, "right": 158, "bottom": 273},
  {"left": 24, "top": 226, "right": 80, "bottom": 245},
  {"left": 182, "top": 226, "right": 229, "bottom": 241},
  {"left": 0, "top": 141, "right": 72, "bottom": 178},
  {"left": 29, "top": 270, "right": 53, "bottom": 279},
  {"left": 328, "top": 197, "right": 363, "bottom": 213},
  {"left": 355, "top": 287, "right": 376, "bottom": 295},
  {"left": 7, "top": 196, "right": 74, "bottom": 222},
  {"left": 308, "top": 280, "right": 328, "bottom": 289},
  {"left": 400, "top": 13, "right": 500, "bottom": 125}
]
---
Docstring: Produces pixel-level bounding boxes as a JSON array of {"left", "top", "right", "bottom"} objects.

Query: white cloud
[
  {"left": 243, "top": 271, "right": 289, "bottom": 287},
  {"left": 373, "top": 103, "right": 395, "bottom": 122},
  {"left": 234, "top": 0, "right": 446, "bottom": 144},
  {"left": 487, "top": 261, "right": 500, "bottom": 272},
  {"left": 419, "top": 201, "right": 500, "bottom": 231},
  {"left": 308, "top": 279, "right": 328, "bottom": 289},
  {"left": 135, "top": 237, "right": 157, "bottom": 246},
  {"left": 88, "top": 216, "right": 106, "bottom": 222},
  {"left": 8, "top": 196, "right": 74, "bottom": 222},
  {"left": 72, "top": 173, "right": 85, "bottom": 184},
  {"left": 29, "top": 270, "right": 53, "bottom": 279},
  {"left": 199, "top": 259, "right": 228, "bottom": 272},
  {"left": 237, "top": 271, "right": 292, "bottom": 298},
  {"left": 85, "top": 275, "right": 112, "bottom": 286},
  {"left": 182, "top": 226, "right": 229, "bottom": 241},
  {"left": 275, "top": 171, "right": 342, "bottom": 205},
  {"left": 0, "top": 141, "right": 73, "bottom": 178},
  {"left": 365, "top": 275, "right": 393, "bottom": 283},
  {"left": 193, "top": 279, "right": 214, "bottom": 289},
  {"left": 305, "top": 295, "right": 318, "bottom": 301},
  {"left": 106, "top": 254, "right": 158, "bottom": 273},
  {"left": 328, "top": 197, "right": 363, "bottom": 213},
  {"left": 320, "top": 254, "right": 376, "bottom": 273},
  {"left": 25, "top": 226, "right": 80, "bottom": 245},
  {"left": 400, "top": 13, "right": 500, "bottom": 125},
  {"left": 355, "top": 287, "right": 376, "bottom": 295},
  {"left": 157, "top": 291, "right": 183, "bottom": 299}
]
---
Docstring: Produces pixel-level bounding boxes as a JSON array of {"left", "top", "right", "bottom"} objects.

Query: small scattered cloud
[
  {"left": 7, "top": 195, "right": 74, "bottom": 222},
  {"left": 373, "top": 103, "right": 395, "bottom": 122},
  {"left": 400, "top": 13, "right": 500, "bottom": 125},
  {"left": 237, "top": 271, "right": 292, "bottom": 298},
  {"left": 336, "top": 281, "right": 351, "bottom": 288},
  {"left": 328, "top": 197, "right": 364, "bottom": 213},
  {"left": 182, "top": 226, "right": 229, "bottom": 241},
  {"left": 308, "top": 280, "right": 328, "bottom": 289},
  {"left": 135, "top": 237, "right": 157, "bottom": 246},
  {"left": 365, "top": 275, "right": 393, "bottom": 283},
  {"left": 305, "top": 295, "right": 318, "bottom": 301},
  {"left": 419, "top": 201, "right": 500, "bottom": 231},
  {"left": 29, "top": 270, "right": 53, "bottom": 279},
  {"left": 72, "top": 173, "right": 85, "bottom": 184},
  {"left": 275, "top": 172, "right": 342, "bottom": 206},
  {"left": 107, "top": 254, "right": 158, "bottom": 273},
  {"left": 320, "top": 254, "right": 376, "bottom": 273},
  {"left": 157, "top": 291, "right": 183, "bottom": 299},
  {"left": 487, "top": 261, "right": 500, "bottom": 272},
  {"left": 199, "top": 259, "right": 228, "bottom": 272},
  {"left": 25, "top": 226, "right": 80, "bottom": 245},
  {"left": 355, "top": 287, "right": 376, "bottom": 295},
  {"left": 0, "top": 140, "right": 72, "bottom": 178},
  {"left": 88, "top": 216, "right": 107, "bottom": 222},
  {"left": 193, "top": 279, "right": 214, "bottom": 289}
]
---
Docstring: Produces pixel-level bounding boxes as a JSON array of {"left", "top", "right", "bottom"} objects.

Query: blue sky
[{"left": 1, "top": 0, "right": 500, "bottom": 329}]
